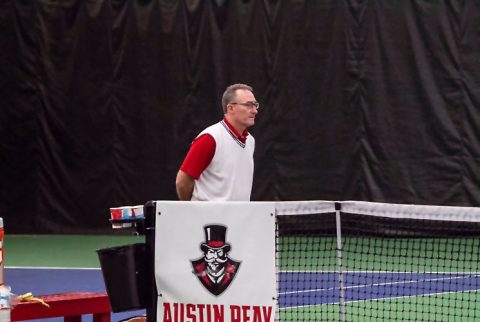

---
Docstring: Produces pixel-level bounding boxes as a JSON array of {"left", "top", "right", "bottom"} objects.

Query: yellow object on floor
[{"left": 17, "top": 292, "right": 50, "bottom": 308}]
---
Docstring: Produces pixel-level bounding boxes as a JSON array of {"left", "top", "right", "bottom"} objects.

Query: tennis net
[{"left": 276, "top": 201, "right": 480, "bottom": 322}]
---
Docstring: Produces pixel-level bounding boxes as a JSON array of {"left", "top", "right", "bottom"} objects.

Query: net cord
[
  {"left": 340, "top": 201, "right": 480, "bottom": 222},
  {"left": 273, "top": 200, "right": 480, "bottom": 222}
]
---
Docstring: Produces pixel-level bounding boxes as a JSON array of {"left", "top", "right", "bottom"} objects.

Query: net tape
[{"left": 275, "top": 200, "right": 480, "bottom": 221}]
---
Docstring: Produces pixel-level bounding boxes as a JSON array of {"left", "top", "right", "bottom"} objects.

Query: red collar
[{"left": 223, "top": 117, "right": 249, "bottom": 143}]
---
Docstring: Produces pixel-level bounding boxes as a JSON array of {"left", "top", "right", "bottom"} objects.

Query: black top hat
[{"left": 201, "top": 225, "right": 231, "bottom": 252}]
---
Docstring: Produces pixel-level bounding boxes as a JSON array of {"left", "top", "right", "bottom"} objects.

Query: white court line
[
  {"left": 280, "top": 289, "right": 480, "bottom": 310},
  {"left": 280, "top": 270, "right": 480, "bottom": 274},
  {"left": 279, "top": 274, "right": 480, "bottom": 295},
  {"left": 279, "top": 272, "right": 480, "bottom": 309}
]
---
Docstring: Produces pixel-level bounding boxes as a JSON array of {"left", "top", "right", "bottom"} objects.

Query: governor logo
[{"left": 191, "top": 225, "right": 241, "bottom": 296}]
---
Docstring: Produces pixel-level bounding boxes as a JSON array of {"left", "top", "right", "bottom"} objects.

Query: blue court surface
[
  {"left": 278, "top": 271, "right": 480, "bottom": 308},
  {"left": 7, "top": 267, "right": 145, "bottom": 322}
]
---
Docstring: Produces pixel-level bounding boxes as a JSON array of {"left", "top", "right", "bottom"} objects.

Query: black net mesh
[{"left": 277, "top": 212, "right": 480, "bottom": 321}]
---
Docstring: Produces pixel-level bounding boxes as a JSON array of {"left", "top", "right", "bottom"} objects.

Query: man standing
[{"left": 176, "top": 84, "right": 259, "bottom": 201}]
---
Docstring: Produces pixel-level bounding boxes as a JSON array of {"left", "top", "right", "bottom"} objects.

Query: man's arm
[
  {"left": 176, "top": 134, "right": 216, "bottom": 201},
  {"left": 176, "top": 170, "right": 195, "bottom": 200}
]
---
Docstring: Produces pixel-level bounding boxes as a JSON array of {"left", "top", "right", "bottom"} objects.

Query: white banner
[{"left": 155, "top": 201, "right": 277, "bottom": 322}]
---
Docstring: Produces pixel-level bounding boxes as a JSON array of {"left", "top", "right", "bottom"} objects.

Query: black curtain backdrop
[{"left": 1, "top": 0, "right": 479, "bottom": 233}]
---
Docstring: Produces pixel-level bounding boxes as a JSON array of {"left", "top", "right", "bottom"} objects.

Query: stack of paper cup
[{"left": 109, "top": 205, "right": 144, "bottom": 228}]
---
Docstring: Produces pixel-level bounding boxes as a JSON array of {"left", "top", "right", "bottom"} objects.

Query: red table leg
[{"left": 93, "top": 312, "right": 112, "bottom": 322}]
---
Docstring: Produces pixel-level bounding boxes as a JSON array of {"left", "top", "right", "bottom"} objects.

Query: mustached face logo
[{"left": 191, "top": 225, "right": 241, "bottom": 296}]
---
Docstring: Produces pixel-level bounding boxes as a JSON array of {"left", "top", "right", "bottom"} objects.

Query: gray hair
[{"left": 221, "top": 84, "right": 253, "bottom": 114}]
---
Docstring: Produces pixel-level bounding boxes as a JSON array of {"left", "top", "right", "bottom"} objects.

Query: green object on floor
[{"left": 4, "top": 234, "right": 145, "bottom": 268}]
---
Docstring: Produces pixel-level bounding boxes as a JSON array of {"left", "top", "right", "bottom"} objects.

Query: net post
[
  {"left": 144, "top": 200, "right": 157, "bottom": 322},
  {"left": 335, "top": 202, "right": 346, "bottom": 322}
]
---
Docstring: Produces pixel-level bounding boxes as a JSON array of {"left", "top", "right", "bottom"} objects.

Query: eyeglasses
[{"left": 230, "top": 101, "right": 260, "bottom": 110}]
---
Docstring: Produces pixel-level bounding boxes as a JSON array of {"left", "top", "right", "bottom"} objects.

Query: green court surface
[
  {"left": 4, "top": 234, "right": 144, "bottom": 268},
  {"left": 280, "top": 292, "right": 480, "bottom": 322},
  {"left": 279, "top": 236, "right": 480, "bottom": 272}
]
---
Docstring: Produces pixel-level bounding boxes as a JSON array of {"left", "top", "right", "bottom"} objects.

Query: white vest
[{"left": 192, "top": 121, "right": 255, "bottom": 201}]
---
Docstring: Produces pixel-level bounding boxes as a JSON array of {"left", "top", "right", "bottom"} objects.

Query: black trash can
[{"left": 97, "top": 243, "right": 148, "bottom": 312}]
